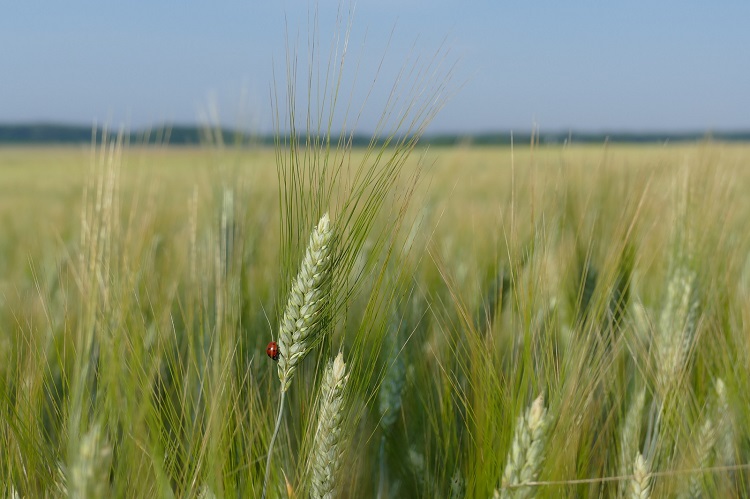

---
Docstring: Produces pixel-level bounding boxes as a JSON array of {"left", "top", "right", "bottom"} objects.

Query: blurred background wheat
[{"left": 2, "top": 139, "right": 750, "bottom": 497}]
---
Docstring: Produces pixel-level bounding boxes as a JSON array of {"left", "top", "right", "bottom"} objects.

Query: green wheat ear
[
  {"left": 500, "top": 394, "right": 550, "bottom": 499},
  {"left": 655, "top": 263, "right": 699, "bottom": 394},
  {"left": 66, "top": 424, "right": 113, "bottom": 499},
  {"left": 619, "top": 388, "right": 647, "bottom": 498},
  {"left": 310, "top": 352, "right": 349, "bottom": 499},
  {"left": 277, "top": 212, "right": 334, "bottom": 392},
  {"left": 630, "top": 453, "right": 652, "bottom": 499},
  {"left": 263, "top": 213, "right": 335, "bottom": 499},
  {"left": 379, "top": 312, "right": 407, "bottom": 431}
]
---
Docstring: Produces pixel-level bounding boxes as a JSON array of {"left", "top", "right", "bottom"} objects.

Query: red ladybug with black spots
[{"left": 266, "top": 341, "right": 280, "bottom": 361}]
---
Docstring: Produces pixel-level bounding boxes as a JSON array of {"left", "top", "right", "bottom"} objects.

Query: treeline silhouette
[{"left": 1, "top": 123, "right": 748, "bottom": 146}]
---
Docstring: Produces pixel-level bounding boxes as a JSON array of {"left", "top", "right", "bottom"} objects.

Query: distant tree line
[{"left": 1, "top": 123, "right": 748, "bottom": 146}]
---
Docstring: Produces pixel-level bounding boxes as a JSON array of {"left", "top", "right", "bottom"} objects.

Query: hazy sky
[{"left": 2, "top": 1, "right": 748, "bottom": 134}]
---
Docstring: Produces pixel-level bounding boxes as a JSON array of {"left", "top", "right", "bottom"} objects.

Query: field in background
[{"left": 2, "top": 142, "right": 750, "bottom": 497}]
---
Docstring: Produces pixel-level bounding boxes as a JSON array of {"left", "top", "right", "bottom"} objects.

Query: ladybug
[{"left": 266, "top": 341, "right": 280, "bottom": 361}]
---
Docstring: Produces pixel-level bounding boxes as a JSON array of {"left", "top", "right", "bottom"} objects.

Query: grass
[{"left": 3, "top": 140, "right": 750, "bottom": 498}]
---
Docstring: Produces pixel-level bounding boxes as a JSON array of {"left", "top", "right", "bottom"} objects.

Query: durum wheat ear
[
  {"left": 685, "top": 416, "right": 716, "bottom": 498},
  {"left": 311, "top": 352, "right": 349, "bottom": 499},
  {"left": 630, "top": 453, "right": 652, "bottom": 499},
  {"left": 66, "top": 424, "right": 112, "bottom": 499},
  {"left": 379, "top": 316, "right": 406, "bottom": 430},
  {"left": 277, "top": 213, "right": 334, "bottom": 392},
  {"left": 714, "top": 379, "right": 734, "bottom": 467},
  {"left": 656, "top": 263, "right": 699, "bottom": 393},
  {"left": 500, "top": 394, "right": 550, "bottom": 499},
  {"left": 619, "top": 388, "right": 646, "bottom": 497},
  {"left": 378, "top": 353, "right": 405, "bottom": 429},
  {"left": 683, "top": 377, "right": 734, "bottom": 497},
  {"left": 262, "top": 213, "right": 334, "bottom": 499}
]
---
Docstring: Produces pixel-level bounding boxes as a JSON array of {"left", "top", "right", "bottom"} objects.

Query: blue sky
[{"left": 1, "top": 1, "right": 748, "bottom": 133}]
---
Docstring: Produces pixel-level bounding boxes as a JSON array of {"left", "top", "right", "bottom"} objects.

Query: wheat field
[{"left": 2, "top": 140, "right": 750, "bottom": 497}]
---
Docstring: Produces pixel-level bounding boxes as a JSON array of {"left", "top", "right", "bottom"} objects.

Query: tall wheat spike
[
  {"left": 630, "top": 453, "right": 651, "bottom": 499},
  {"left": 66, "top": 424, "right": 112, "bottom": 499},
  {"left": 684, "top": 416, "right": 716, "bottom": 498},
  {"left": 682, "top": 378, "right": 735, "bottom": 497},
  {"left": 377, "top": 312, "right": 407, "bottom": 497},
  {"left": 379, "top": 314, "right": 406, "bottom": 430},
  {"left": 277, "top": 213, "right": 334, "bottom": 392},
  {"left": 500, "top": 394, "right": 550, "bottom": 499},
  {"left": 713, "top": 379, "right": 734, "bottom": 467},
  {"left": 310, "top": 353, "right": 349, "bottom": 499},
  {"left": 619, "top": 388, "right": 646, "bottom": 498},
  {"left": 656, "top": 264, "right": 699, "bottom": 394},
  {"left": 263, "top": 213, "right": 335, "bottom": 499}
]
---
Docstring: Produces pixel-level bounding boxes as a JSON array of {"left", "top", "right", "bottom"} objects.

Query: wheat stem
[{"left": 262, "top": 390, "right": 286, "bottom": 499}]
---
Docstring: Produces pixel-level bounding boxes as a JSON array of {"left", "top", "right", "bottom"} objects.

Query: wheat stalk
[
  {"left": 310, "top": 352, "right": 349, "bottom": 499},
  {"left": 500, "top": 394, "right": 550, "bottom": 499},
  {"left": 263, "top": 213, "right": 335, "bottom": 499}
]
